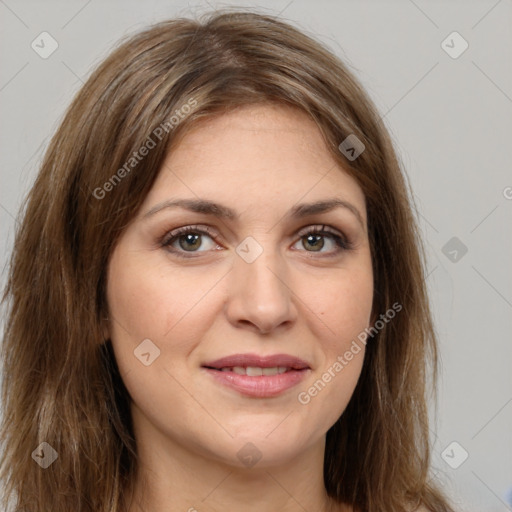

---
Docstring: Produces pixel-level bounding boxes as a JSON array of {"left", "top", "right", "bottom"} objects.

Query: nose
[{"left": 224, "top": 245, "right": 297, "bottom": 335}]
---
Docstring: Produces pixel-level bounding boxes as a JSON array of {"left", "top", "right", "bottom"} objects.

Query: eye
[
  {"left": 161, "top": 225, "right": 220, "bottom": 257},
  {"left": 292, "top": 225, "right": 352, "bottom": 255},
  {"left": 160, "top": 224, "right": 352, "bottom": 258}
]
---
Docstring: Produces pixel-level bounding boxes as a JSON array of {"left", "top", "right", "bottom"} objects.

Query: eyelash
[{"left": 160, "top": 224, "right": 353, "bottom": 259}]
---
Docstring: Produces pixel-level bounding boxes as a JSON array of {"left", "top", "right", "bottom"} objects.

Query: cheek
[
  {"left": 107, "top": 268, "right": 165, "bottom": 341},
  {"left": 300, "top": 267, "right": 372, "bottom": 406},
  {"left": 104, "top": 247, "right": 173, "bottom": 375},
  {"left": 309, "top": 266, "right": 374, "bottom": 348},
  {"left": 104, "top": 253, "right": 207, "bottom": 422},
  {"left": 105, "top": 248, "right": 227, "bottom": 384},
  {"left": 292, "top": 263, "right": 372, "bottom": 399},
  {"left": 106, "top": 250, "right": 202, "bottom": 340}
]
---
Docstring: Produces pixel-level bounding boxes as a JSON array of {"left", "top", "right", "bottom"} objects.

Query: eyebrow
[{"left": 143, "top": 198, "right": 365, "bottom": 228}]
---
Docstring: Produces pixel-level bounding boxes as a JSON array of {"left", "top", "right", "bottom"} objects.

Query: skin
[{"left": 104, "top": 104, "right": 374, "bottom": 512}]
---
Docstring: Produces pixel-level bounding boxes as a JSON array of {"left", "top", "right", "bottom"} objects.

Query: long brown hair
[{"left": 1, "top": 10, "right": 453, "bottom": 512}]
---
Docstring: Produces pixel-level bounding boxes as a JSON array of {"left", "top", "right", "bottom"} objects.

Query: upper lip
[{"left": 202, "top": 353, "right": 311, "bottom": 370}]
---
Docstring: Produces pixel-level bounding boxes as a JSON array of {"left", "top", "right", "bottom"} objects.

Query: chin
[{"left": 205, "top": 428, "right": 315, "bottom": 470}]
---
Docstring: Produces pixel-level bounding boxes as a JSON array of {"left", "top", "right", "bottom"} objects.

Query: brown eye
[
  {"left": 176, "top": 233, "right": 203, "bottom": 251},
  {"left": 161, "top": 226, "right": 220, "bottom": 257},
  {"left": 293, "top": 225, "right": 351, "bottom": 255}
]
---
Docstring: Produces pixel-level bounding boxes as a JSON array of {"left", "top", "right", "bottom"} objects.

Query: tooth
[
  {"left": 246, "top": 366, "right": 263, "bottom": 376},
  {"left": 262, "top": 367, "right": 279, "bottom": 376},
  {"left": 220, "top": 367, "right": 231, "bottom": 372},
  {"left": 232, "top": 366, "right": 246, "bottom": 375},
  {"left": 277, "top": 367, "right": 288, "bottom": 374}
]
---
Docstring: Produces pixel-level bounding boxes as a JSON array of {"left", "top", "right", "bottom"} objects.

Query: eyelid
[
  {"left": 161, "top": 224, "right": 218, "bottom": 245},
  {"left": 296, "top": 224, "right": 344, "bottom": 239}
]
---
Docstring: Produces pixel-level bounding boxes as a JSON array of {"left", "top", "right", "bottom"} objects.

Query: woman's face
[{"left": 105, "top": 104, "right": 373, "bottom": 469}]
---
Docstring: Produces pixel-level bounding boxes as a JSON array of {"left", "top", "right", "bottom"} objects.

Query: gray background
[{"left": 0, "top": 1, "right": 511, "bottom": 510}]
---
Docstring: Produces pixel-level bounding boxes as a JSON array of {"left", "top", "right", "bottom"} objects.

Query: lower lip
[{"left": 203, "top": 368, "right": 310, "bottom": 398}]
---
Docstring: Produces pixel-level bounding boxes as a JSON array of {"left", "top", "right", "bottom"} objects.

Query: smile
[{"left": 202, "top": 353, "right": 311, "bottom": 398}]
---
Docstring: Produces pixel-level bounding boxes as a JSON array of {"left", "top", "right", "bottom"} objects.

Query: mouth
[
  {"left": 213, "top": 366, "right": 292, "bottom": 376},
  {"left": 202, "top": 353, "right": 311, "bottom": 371},
  {"left": 201, "top": 353, "right": 311, "bottom": 398}
]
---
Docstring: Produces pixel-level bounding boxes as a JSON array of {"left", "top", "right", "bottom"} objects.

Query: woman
[{"left": 0, "top": 10, "right": 455, "bottom": 512}]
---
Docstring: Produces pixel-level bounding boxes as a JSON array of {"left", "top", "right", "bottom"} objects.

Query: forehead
[{"left": 142, "top": 104, "right": 366, "bottom": 219}]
